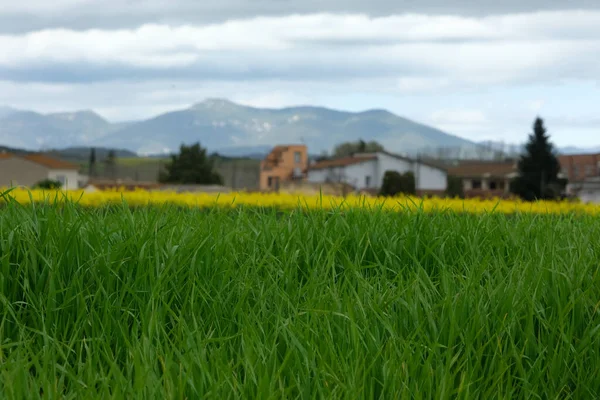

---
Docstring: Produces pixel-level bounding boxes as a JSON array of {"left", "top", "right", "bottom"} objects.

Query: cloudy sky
[{"left": 1, "top": 0, "right": 600, "bottom": 147}]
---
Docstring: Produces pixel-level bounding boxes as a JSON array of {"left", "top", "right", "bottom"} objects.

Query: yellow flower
[{"left": 1, "top": 188, "right": 599, "bottom": 215}]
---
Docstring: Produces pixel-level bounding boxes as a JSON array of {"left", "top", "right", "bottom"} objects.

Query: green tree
[
  {"left": 380, "top": 170, "right": 416, "bottom": 197},
  {"left": 511, "top": 117, "right": 563, "bottom": 201},
  {"left": 89, "top": 147, "right": 97, "bottom": 178},
  {"left": 357, "top": 139, "right": 367, "bottom": 152},
  {"left": 402, "top": 171, "right": 416, "bottom": 195},
  {"left": 159, "top": 142, "right": 223, "bottom": 184},
  {"left": 333, "top": 140, "right": 384, "bottom": 157},
  {"left": 104, "top": 149, "right": 117, "bottom": 179},
  {"left": 446, "top": 176, "right": 465, "bottom": 198}
]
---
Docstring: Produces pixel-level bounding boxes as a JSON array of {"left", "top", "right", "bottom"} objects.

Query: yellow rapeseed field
[{"left": 1, "top": 187, "right": 600, "bottom": 215}]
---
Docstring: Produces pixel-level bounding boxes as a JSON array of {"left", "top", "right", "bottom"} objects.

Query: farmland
[{"left": 0, "top": 191, "right": 599, "bottom": 398}]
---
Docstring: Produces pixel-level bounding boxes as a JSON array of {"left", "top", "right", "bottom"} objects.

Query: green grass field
[
  {"left": 116, "top": 157, "right": 170, "bottom": 167},
  {"left": 0, "top": 202, "right": 599, "bottom": 398}
]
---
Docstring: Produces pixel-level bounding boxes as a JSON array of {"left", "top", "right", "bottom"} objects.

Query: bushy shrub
[
  {"left": 33, "top": 179, "right": 62, "bottom": 190},
  {"left": 380, "top": 170, "right": 416, "bottom": 196},
  {"left": 446, "top": 175, "right": 465, "bottom": 198}
]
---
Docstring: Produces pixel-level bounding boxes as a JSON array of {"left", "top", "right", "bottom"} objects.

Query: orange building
[{"left": 260, "top": 145, "right": 308, "bottom": 191}]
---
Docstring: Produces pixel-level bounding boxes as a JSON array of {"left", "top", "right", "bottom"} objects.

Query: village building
[
  {"left": 259, "top": 144, "right": 308, "bottom": 191},
  {"left": 306, "top": 151, "right": 447, "bottom": 194},
  {"left": 0, "top": 152, "right": 85, "bottom": 190}
]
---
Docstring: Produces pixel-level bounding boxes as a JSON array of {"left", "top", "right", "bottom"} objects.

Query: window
[
  {"left": 574, "top": 166, "right": 580, "bottom": 177},
  {"left": 294, "top": 151, "right": 301, "bottom": 164},
  {"left": 489, "top": 181, "right": 497, "bottom": 190},
  {"left": 472, "top": 180, "right": 482, "bottom": 189},
  {"left": 365, "top": 175, "right": 371, "bottom": 188},
  {"left": 56, "top": 175, "right": 66, "bottom": 185},
  {"left": 267, "top": 176, "right": 273, "bottom": 187}
]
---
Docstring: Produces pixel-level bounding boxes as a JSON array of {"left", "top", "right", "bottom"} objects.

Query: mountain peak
[
  {"left": 191, "top": 98, "right": 240, "bottom": 110},
  {"left": 49, "top": 110, "right": 105, "bottom": 120}
]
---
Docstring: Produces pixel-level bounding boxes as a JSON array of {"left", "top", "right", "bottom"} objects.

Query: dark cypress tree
[
  {"left": 104, "top": 149, "right": 117, "bottom": 179},
  {"left": 511, "top": 117, "right": 563, "bottom": 201},
  {"left": 89, "top": 147, "right": 97, "bottom": 178}
]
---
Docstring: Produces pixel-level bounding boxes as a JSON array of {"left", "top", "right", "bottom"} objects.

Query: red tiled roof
[
  {"left": 309, "top": 155, "right": 377, "bottom": 170},
  {"left": 447, "top": 161, "right": 516, "bottom": 178},
  {"left": 23, "top": 154, "right": 79, "bottom": 170},
  {"left": 0, "top": 152, "right": 79, "bottom": 169}
]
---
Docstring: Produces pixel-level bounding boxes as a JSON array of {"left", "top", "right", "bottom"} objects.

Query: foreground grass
[{"left": 0, "top": 201, "right": 599, "bottom": 399}]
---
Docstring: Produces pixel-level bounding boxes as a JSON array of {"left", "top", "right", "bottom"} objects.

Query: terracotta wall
[{"left": 260, "top": 145, "right": 308, "bottom": 190}]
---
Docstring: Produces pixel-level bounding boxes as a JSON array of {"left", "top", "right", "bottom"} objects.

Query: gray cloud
[
  {"left": 0, "top": 0, "right": 599, "bottom": 33},
  {"left": 1, "top": 11, "right": 599, "bottom": 87}
]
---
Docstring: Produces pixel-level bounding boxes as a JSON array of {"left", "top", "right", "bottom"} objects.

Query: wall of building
[
  {"left": 0, "top": 157, "right": 49, "bottom": 188},
  {"left": 308, "top": 155, "right": 448, "bottom": 192},
  {"left": 416, "top": 163, "right": 447, "bottom": 191},
  {"left": 47, "top": 169, "right": 82, "bottom": 190},
  {"left": 558, "top": 153, "right": 600, "bottom": 182},
  {"left": 307, "top": 160, "right": 378, "bottom": 191},
  {"left": 579, "top": 190, "right": 600, "bottom": 204},
  {"left": 260, "top": 145, "right": 308, "bottom": 190}
]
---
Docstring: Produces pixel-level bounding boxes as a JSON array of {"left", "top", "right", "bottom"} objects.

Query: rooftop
[
  {"left": 309, "top": 155, "right": 377, "bottom": 170},
  {"left": 309, "top": 151, "right": 447, "bottom": 172},
  {"left": 0, "top": 152, "right": 79, "bottom": 170},
  {"left": 23, "top": 154, "right": 80, "bottom": 170},
  {"left": 448, "top": 161, "right": 517, "bottom": 178}
]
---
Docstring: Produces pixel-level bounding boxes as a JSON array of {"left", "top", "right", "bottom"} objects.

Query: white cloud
[
  {"left": 427, "top": 109, "right": 493, "bottom": 140},
  {"left": 0, "top": 10, "right": 600, "bottom": 87},
  {"left": 397, "top": 77, "right": 453, "bottom": 93}
]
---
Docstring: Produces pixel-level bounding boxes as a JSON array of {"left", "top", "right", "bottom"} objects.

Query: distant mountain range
[
  {"left": 0, "top": 99, "right": 597, "bottom": 157},
  {"left": 0, "top": 99, "right": 478, "bottom": 156}
]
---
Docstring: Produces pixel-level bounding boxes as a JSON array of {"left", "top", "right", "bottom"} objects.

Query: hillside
[
  {"left": 0, "top": 99, "right": 477, "bottom": 156},
  {"left": 0, "top": 110, "right": 113, "bottom": 150},
  {"left": 97, "top": 99, "right": 477, "bottom": 155}
]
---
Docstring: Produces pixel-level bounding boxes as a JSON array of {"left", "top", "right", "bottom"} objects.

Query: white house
[
  {"left": 0, "top": 153, "right": 86, "bottom": 190},
  {"left": 307, "top": 151, "right": 447, "bottom": 192}
]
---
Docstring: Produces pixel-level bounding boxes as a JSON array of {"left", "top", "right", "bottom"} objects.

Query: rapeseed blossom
[{"left": 1, "top": 188, "right": 599, "bottom": 215}]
